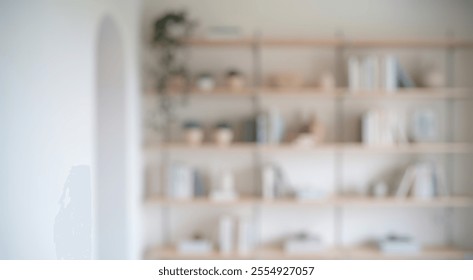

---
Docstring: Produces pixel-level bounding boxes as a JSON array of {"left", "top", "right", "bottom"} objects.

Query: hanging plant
[{"left": 150, "top": 11, "right": 195, "bottom": 139}]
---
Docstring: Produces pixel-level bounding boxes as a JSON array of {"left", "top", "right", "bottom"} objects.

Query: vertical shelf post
[
  {"left": 444, "top": 30, "right": 456, "bottom": 247},
  {"left": 334, "top": 31, "right": 346, "bottom": 250},
  {"left": 251, "top": 31, "right": 263, "bottom": 254}
]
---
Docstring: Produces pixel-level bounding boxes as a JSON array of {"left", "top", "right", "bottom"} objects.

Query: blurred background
[{"left": 2, "top": 0, "right": 473, "bottom": 260}]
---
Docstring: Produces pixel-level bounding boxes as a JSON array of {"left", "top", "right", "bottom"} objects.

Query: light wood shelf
[
  {"left": 145, "top": 246, "right": 470, "bottom": 260},
  {"left": 185, "top": 37, "right": 473, "bottom": 48},
  {"left": 145, "top": 87, "right": 472, "bottom": 99},
  {"left": 340, "top": 246, "right": 469, "bottom": 260},
  {"left": 146, "top": 247, "right": 253, "bottom": 260},
  {"left": 147, "top": 196, "right": 257, "bottom": 206},
  {"left": 340, "top": 143, "right": 473, "bottom": 154},
  {"left": 147, "top": 195, "right": 473, "bottom": 208},
  {"left": 146, "top": 142, "right": 473, "bottom": 154}
]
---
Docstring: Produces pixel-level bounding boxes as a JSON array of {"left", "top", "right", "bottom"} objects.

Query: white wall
[{"left": 0, "top": 0, "right": 141, "bottom": 259}]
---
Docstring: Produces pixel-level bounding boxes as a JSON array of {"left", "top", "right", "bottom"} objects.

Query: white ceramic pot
[
  {"left": 226, "top": 76, "right": 245, "bottom": 91},
  {"left": 185, "top": 128, "right": 204, "bottom": 146},
  {"left": 214, "top": 128, "right": 234, "bottom": 146},
  {"left": 197, "top": 76, "right": 215, "bottom": 92}
]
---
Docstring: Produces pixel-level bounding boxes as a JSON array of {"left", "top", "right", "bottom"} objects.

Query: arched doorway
[{"left": 95, "top": 16, "right": 129, "bottom": 259}]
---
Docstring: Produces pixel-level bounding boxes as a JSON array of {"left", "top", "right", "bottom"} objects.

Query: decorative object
[
  {"left": 165, "top": 162, "right": 194, "bottom": 199},
  {"left": 319, "top": 72, "right": 336, "bottom": 90},
  {"left": 422, "top": 69, "right": 446, "bottom": 88},
  {"left": 410, "top": 108, "right": 438, "bottom": 143},
  {"left": 268, "top": 72, "right": 304, "bottom": 88},
  {"left": 372, "top": 181, "right": 389, "bottom": 198},
  {"left": 261, "top": 164, "right": 276, "bottom": 200},
  {"left": 292, "top": 113, "right": 325, "bottom": 146},
  {"left": 292, "top": 133, "right": 315, "bottom": 147},
  {"left": 284, "top": 233, "right": 325, "bottom": 254},
  {"left": 214, "top": 122, "right": 234, "bottom": 146},
  {"left": 166, "top": 74, "right": 186, "bottom": 93},
  {"left": 308, "top": 115, "right": 325, "bottom": 143},
  {"left": 413, "top": 162, "right": 436, "bottom": 199},
  {"left": 183, "top": 120, "right": 204, "bottom": 146},
  {"left": 210, "top": 169, "right": 237, "bottom": 201},
  {"left": 150, "top": 11, "right": 195, "bottom": 134},
  {"left": 379, "top": 234, "right": 420, "bottom": 254},
  {"left": 193, "top": 169, "right": 206, "bottom": 197},
  {"left": 395, "top": 161, "right": 447, "bottom": 199},
  {"left": 225, "top": 69, "right": 245, "bottom": 91},
  {"left": 237, "top": 217, "right": 252, "bottom": 255},
  {"left": 196, "top": 72, "right": 216, "bottom": 92},
  {"left": 219, "top": 215, "right": 235, "bottom": 254},
  {"left": 260, "top": 163, "right": 286, "bottom": 199},
  {"left": 294, "top": 187, "right": 327, "bottom": 200},
  {"left": 177, "top": 233, "right": 213, "bottom": 254}
]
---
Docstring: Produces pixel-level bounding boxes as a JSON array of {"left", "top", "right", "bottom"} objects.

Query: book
[
  {"left": 384, "top": 55, "right": 398, "bottom": 92},
  {"left": 396, "top": 60, "right": 415, "bottom": 87},
  {"left": 395, "top": 166, "right": 416, "bottom": 198},
  {"left": 413, "top": 162, "right": 435, "bottom": 199},
  {"left": 348, "top": 56, "right": 361, "bottom": 92},
  {"left": 256, "top": 112, "right": 268, "bottom": 143}
]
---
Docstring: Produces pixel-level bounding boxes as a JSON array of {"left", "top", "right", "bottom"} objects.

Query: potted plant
[
  {"left": 150, "top": 11, "right": 195, "bottom": 140},
  {"left": 183, "top": 120, "right": 203, "bottom": 146},
  {"left": 214, "top": 122, "right": 234, "bottom": 146}
]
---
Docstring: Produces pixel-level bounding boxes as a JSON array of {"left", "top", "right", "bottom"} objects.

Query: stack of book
[
  {"left": 243, "top": 108, "right": 285, "bottom": 144},
  {"left": 348, "top": 55, "right": 414, "bottom": 92},
  {"left": 165, "top": 163, "right": 206, "bottom": 199},
  {"left": 362, "top": 109, "right": 407, "bottom": 145},
  {"left": 395, "top": 161, "right": 447, "bottom": 199}
]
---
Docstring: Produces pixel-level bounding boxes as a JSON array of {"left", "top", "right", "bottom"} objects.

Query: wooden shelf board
[
  {"left": 341, "top": 143, "right": 473, "bottom": 154},
  {"left": 346, "top": 39, "right": 473, "bottom": 48},
  {"left": 144, "top": 87, "right": 472, "bottom": 99},
  {"left": 158, "top": 142, "right": 255, "bottom": 151},
  {"left": 145, "top": 246, "right": 470, "bottom": 260},
  {"left": 260, "top": 38, "right": 341, "bottom": 47},
  {"left": 339, "top": 196, "right": 473, "bottom": 207},
  {"left": 145, "top": 142, "right": 473, "bottom": 154},
  {"left": 185, "top": 38, "right": 473, "bottom": 48},
  {"left": 146, "top": 196, "right": 473, "bottom": 208},
  {"left": 146, "top": 247, "right": 253, "bottom": 260},
  {"left": 342, "top": 246, "right": 468, "bottom": 260},
  {"left": 147, "top": 196, "right": 257, "bottom": 206},
  {"left": 343, "top": 88, "right": 472, "bottom": 99}
]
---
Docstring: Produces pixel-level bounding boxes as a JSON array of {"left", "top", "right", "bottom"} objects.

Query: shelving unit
[{"left": 145, "top": 35, "right": 473, "bottom": 260}]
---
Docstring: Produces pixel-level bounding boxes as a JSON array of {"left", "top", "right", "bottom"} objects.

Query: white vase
[
  {"left": 196, "top": 76, "right": 215, "bottom": 92},
  {"left": 185, "top": 128, "right": 203, "bottom": 146}
]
